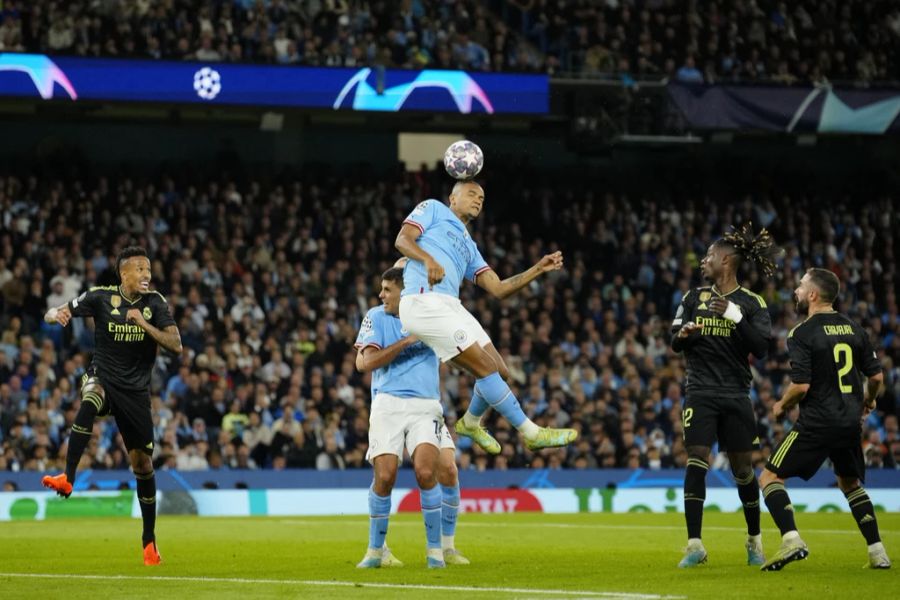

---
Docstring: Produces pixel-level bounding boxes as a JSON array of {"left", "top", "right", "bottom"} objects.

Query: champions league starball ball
[{"left": 443, "top": 140, "right": 484, "bottom": 180}]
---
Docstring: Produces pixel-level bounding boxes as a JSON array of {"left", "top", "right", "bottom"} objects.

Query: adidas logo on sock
[
  {"left": 785, "top": 504, "right": 794, "bottom": 512},
  {"left": 859, "top": 514, "right": 875, "bottom": 524}
]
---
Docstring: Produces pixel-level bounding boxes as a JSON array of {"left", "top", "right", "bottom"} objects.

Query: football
[{"left": 443, "top": 140, "right": 484, "bottom": 180}]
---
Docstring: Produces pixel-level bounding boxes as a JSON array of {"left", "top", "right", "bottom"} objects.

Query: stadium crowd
[
  {"left": 0, "top": 0, "right": 897, "bottom": 82},
  {"left": 0, "top": 163, "right": 897, "bottom": 477}
]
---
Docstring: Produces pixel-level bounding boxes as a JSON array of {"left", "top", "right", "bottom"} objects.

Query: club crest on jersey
[
  {"left": 142, "top": 307, "right": 153, "bottom": 320},
  {"left": 400, "top": 327, "right": 410, "bottom": 336},
  {"left": 110, "top": 295, "right": 121, "bottom": 315},
  {"left": 699, "top": 291, "right": 711, "bottom": 302},
  {"left": 453, "top": 329, "right": 468, "bottom": 344}
]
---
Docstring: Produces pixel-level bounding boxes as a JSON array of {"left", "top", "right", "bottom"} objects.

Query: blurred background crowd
[
  {"left": 1, "top": 161, "right": 897, "bottom": 476},
  {"left": 0, "top": 0, "right": 897, "bottom": 82}
]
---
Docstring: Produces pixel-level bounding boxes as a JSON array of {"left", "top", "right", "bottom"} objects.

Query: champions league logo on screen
[
  {"left": 0, "top": 54, "right": 77, "bottom": 100},
  {"left": 332, "top": 68, "right": 495, "bottom": 114},
  {"left": 0, "top": 55, "right": 545, "bottom": 114}
]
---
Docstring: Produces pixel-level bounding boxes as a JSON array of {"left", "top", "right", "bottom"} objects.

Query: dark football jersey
[
  {"left": 787, "top": 311, "right": 882, "bottom": 429},
  {"left": 671, "top": 285, "right": 772, "bottom": 396},
  {"left": 68, "top": 285, "right": 176, "bottom": 391}
]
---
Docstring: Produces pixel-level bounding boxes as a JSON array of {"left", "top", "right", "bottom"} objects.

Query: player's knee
[
  {"left": 130, "top": 451, "right": 152, "bottom": 472},
  {"left": 373, "top": 460, "right": 398, "bottom": 492},
  {"left": 686, "top": 445, "right": 711, "bottom": 462},
  {"left": 438, "top": 455, "right": 458, "bottom": 487},
  {"left": 836, "top": 476, "right": 860, "bottom": 492},
  {"left": 728, "top": 455, "right": 753, "bottom": 479},
  {"left": 460, "top": 344, "right": 497, "bottom": 379},
  {"left": 758, "top": 468, "right": 778, "bottom": 488},
  {"left": 82, "top": 379, "right": 105, "bottom": 398},
  {"left": 414, "top": 463, "right": 437, "bottom": 488},
  {"left": 496, "top": 362, "right": 510, "bottom": 383},
  {"left": 80, "top": 380, "right": 105, "bottom": 414}
]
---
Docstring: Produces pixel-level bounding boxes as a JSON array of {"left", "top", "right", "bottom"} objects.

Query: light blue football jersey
[
  {"left": 354, "top": 305, "right": 440, "bottom": 400},
  {"left": 401, "top": 199, "right": 490, "bottom": 298}
]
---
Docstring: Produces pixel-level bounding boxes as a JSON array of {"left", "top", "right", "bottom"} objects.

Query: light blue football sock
[
  {"left": 420, "top": 484, "right": 442, "bottom": 550},
  {"left": 441, "top": 483, "right": 460, "bottom": 538},
  {"left": 475, "top": 372, "right": 528, "bottom": 428},
  {"left": 368, "top": 485, "right": 391, "bottom": 550},
  {"left": 468, "top": 386, "right": 489, "bottom": 419}
]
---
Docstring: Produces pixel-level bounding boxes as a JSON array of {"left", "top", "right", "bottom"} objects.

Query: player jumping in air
[
  {"left": 394, "top": 180, "right": 577, "bottom": 455},
  {"left": 41, "top": 246, "right": 182, "bottom": 566}
]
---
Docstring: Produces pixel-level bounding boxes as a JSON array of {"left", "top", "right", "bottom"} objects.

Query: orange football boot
[
  {"left": 41, "top": 473, "right": 73, "bottom": 498},
  {"left": 143, "top": 541, "right": 162, "bottom": 566}
]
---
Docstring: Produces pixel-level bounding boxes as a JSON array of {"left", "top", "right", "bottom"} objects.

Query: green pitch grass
[{"left": 0, "top": 512, "right": 896, "bottom": 599}]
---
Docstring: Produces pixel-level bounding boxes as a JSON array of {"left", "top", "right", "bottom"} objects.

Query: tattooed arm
[{"left": 476, "top": 252, "right": 563, "bottom": 300}]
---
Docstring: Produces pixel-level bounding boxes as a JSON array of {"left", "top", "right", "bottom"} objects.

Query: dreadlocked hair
[{"left": 716, "top": 222, "right": 781, "bottom": 278}]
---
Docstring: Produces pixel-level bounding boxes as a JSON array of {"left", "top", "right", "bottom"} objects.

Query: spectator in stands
[{"left": 0, "top": 162, "right": 896, "bottom": 473}]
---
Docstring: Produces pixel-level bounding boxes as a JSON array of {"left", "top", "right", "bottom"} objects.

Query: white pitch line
[
  {"left": 0, "top": 573, "right": 685, "bottom": 600},
  {"left": 276, "top": 519, "right": 897, "bottom": 536}
]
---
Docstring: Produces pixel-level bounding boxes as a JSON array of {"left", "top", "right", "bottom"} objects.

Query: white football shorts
[
  {"left": 399, "top": 292, "right": 491, "bottom": 362},
  {"left": 366, "top": 393, "right": 446, "bottom": 463}
]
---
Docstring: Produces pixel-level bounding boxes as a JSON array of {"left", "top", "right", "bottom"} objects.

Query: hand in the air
[{"left": 537, "top": 251, "right": 564, "bottom": 273}]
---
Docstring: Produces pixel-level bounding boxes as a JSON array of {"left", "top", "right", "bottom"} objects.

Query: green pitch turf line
[
  {"left": 276, "top": 518, "right": 898, "bottom": 536},
  {"left": 0, "top": 573, "right": 686, "bottom": 599}
]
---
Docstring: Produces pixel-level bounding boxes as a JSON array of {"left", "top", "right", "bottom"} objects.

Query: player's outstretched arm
[
  {"left": 477, "top": 251, "right": 563, "bottom": 300},
  {"left": 44, "top": 303, "right": 72, "bottom": 326},
  {"left": 356, "top": 336, "right": 419, "bottom": 373},
  {"left": 126, "top": 309, "right": 183, "bottom": 354}
]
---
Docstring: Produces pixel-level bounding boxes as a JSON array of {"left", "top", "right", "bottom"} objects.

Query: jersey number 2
[{"left": 833, "top": 342, "right": 853, "bottom": 393}]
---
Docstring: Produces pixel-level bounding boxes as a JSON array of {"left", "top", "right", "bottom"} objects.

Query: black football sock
[
  {"left": 735, "top": 470, "right": 761, "bottom": 536},
  {"left": 763, "top": 482, "right": 797, "bottom": 536},
  {"left": 65, "top": 395, "right": 100, "bottom": 482},
  {"left": 135, "top": 469, "right": 157, "bottom": 546},
  {"left": 844, "top": 487, "right": 881, "bottom": 545},
  {"left": 684, "top": 457, "right": 709, "bottom": 539}
]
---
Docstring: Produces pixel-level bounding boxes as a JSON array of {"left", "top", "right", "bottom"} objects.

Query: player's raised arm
[{"left": 476, "top": 251, "right": 563, "bottom": 300}]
